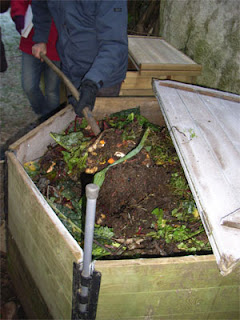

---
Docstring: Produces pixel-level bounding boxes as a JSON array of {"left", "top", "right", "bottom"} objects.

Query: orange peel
[{"left": 107, "top": 158, "right": 115, "bottom": 164}]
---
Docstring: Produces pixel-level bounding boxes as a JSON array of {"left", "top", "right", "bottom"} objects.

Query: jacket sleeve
[
  {"left": 10, "top": 0, "right": 29, "bottom": 18},
  {"left": 84, "top": 0, "right": 128, "bottom": 87},
  {"left": 31, "top": 0, "right": 52, "bottom": 43}
]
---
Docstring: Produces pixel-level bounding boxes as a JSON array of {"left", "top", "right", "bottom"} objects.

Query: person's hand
[
  {"left": 74, "top": 80, "right": 98, "bottom": 117},
  {"left": 32, "top": 43, "right": 47, "bottom": 61},
  {"left": 13, "top": 15, "right": 25, "bottom": 34}
]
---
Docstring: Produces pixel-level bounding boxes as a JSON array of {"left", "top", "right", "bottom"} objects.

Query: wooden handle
[
  {"left": 82, "top": 107, "right": 101, "bottom": 136},
  {"left": 40, "top": 52, "right": 101, "bottom": 135}
]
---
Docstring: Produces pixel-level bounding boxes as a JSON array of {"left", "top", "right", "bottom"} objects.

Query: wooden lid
[
  {"left": 153, "top": 79, "right": 240, "bottom": 275},
  {"left": 128, "top": 36, "right": 202, "bottom": 72}
]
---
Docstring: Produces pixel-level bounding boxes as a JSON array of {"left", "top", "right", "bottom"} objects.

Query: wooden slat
[
  {"left": 139, "top": 63, "right": 202, "bottom": 72},
  {"left": 122, "top": 72, "right": 200, "bottom": 90},
  {"left": 93, "top": 97, "right": 164, "bottom": 125},
  {"left": 7, "top": 152, "right": 82, "bottom": 319},
  {"left": 153, "top": 80, "right": 240, "bottom": 275},
  {"left": 9, "top": 105, "right": 76, "bottom": 163},
  {"left": 221, "top": 209, "right": 240, "bottom": 230},
  {"left": 95, "top": 256, "right": 240, "bottom": 319},
  {"left": 140, "top": 69, "right": 201, "bottom": 76},
  {"left": 120, "top": 89, "right": 154, "bottom": 96},
  {"left": 128, "top": 36, "right": 200, "bottom": 70},
  {"left": 159, "top": 80, "right": 240, "bottom": 103}
]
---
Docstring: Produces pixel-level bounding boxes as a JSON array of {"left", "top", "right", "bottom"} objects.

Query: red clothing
[{"left": 11, "top": 0, "right": 59, "bottom": 61}]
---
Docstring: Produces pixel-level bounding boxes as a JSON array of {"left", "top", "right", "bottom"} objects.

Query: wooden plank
[
  {"left": 153, "top": 80, "right": 240, "bottom": 275},
  {"left": 128, "top": 36, "right": 200, "bottom": 70},
  {"left": 122, "top": 73, "right": 153, "bottom": 89},
  {"left": 120, "top": 89, "right": 154, "bottom": 96},
  {"left": 199, "top": 93, "right": 240, "bottom": 152},
  {"left": 221, "top": 209, "right": 240, "bottom": 230},
  {"left": 139, "top": 63, "right": 202, "bottom": 72},
  {"left": 9, "top": 207, "right": 74, "bottom": 294},
  {"left": 121, "top": 72, "right": 199, "bottom": 91},
  {"left": 93, "top": 97, "right": 164, "bottom": 126},
  {"left": 159, "top": 80, "right": 240, "bottom": 103},
  {"left": 95, "top": 256, "right": 239, "bottom": 319},
  {"left": 96, "top": 287, "right": 239, "bottom": 319},
  {"left": 7, "top": 151, "right": 82, "bottom": 319},
  {"left": 9, "top": 105, "right": 76, "bottom": 163},
  {"left": 140, "top": 69, "right": 201, "bottom": 76}
]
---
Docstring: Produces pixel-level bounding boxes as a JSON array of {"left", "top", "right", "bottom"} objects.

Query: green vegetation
[
  {"left": 25, "top": 108, "right": 211, "bottom": 258},
  {"left": 147, "top": 171, "right": 211, "bottom": 253}
]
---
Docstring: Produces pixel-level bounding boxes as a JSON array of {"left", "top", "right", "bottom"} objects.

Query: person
[
  {"left": 31, "top": 0, "right": 128, "bottom": 117},
  {"left": 0, "top": 0, "right": 10, "bottom": 72},
  {"left": 10, "top": 0, "right": 61, "bottom": 117}
]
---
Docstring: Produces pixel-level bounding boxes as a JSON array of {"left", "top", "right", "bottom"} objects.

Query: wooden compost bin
[
  {"left": 6, "top": 96, "right": 239, "bottom": 320},
  {"left": 120, "top": 36, "right": 202, "bottom": 96}
]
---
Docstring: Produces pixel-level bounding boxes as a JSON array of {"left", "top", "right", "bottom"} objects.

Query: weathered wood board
[
  {"left": 120, "top": 36, "right": 202, "bottom": 96},
  {"left": 7, "top": 150, "right": 82, "bottom": 319},
  {"left": 221, "top": 209, "right": 240, "bottom": 230},
  {"left": 153, "top": 80, "right": 240, "bottom": 276},
  {"left": 7, "top": 97, "right": 239, "bottom": 319},
  {"left": 128, "top": 36, "right": 202, "bottom": 71},
  {"left": 96, "top": 256, "right": 239, "bottom": 320}
]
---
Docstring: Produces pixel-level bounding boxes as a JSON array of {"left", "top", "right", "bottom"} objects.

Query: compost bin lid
[
  {"left": 128, "top": 36, "right": 201, "bottom": 72},
  {"left": 153, "top": 80, "right": 240, "bottom": 276}
]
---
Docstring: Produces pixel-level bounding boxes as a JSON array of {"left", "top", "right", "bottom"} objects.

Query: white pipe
[{"left": 80, "top": 183, "right": 100, "bottom": 314}]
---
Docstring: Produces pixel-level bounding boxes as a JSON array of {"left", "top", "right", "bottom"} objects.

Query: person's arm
[
  {"left": 31, "top": 0, "right": 52, "bottom": 59},
  {"left": 83, "top": 0, "right": 128, "bottom": 87},
  {"left": 10, "top": 0, "right": 29, "bottom": 34},
  {"left": 74, "top": 0, "right": 128, "bottom": 117}
]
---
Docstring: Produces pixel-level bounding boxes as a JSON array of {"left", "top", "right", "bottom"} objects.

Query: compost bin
[
  {"left": 120, "top": 36, "right": 202, "bottom": 96},
  {"left": 6, "top": 84, "right": 240, "bottom": 319}
]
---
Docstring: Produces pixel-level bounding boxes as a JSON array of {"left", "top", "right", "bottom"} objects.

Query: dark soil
[{"left": 31, "top": 111, "right": 211, "bottom": 259}]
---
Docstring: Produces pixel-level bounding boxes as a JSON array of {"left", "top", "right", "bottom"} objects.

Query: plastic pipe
[{"left": 80, "top": 183, "right": 100, "bottom": 314}]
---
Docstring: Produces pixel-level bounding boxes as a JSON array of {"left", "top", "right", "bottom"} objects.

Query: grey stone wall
[{"left": 159, "top": 0, "right": 240, "bottom": 94}]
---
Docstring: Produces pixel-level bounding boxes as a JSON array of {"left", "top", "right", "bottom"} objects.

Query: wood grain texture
[
  {"left": 7, "top": 151, "right": 82, "bottom": 319},
  {"left": 153, "top": 80, "right": 240, "bottom": 275},
  {"left": 7, "top": 98, "right": 240, "bottom": 319},
  {"left": 128, "top": 36, "right": 201, "bottom": 71},
  {"left": 221, "top": 209, "right": 240, "bottom": 230},
  {"left": 95, "top": 256, "right": 239, "bottom": 319}
]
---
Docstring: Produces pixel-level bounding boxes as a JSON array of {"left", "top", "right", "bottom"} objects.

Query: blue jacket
[{"left": 32, "top": 0, "right": 128, "bottom": 90}]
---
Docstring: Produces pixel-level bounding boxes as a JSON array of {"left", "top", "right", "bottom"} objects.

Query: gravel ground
[{"left": 0, "top": 10, "right": 39, "bottom": 159}]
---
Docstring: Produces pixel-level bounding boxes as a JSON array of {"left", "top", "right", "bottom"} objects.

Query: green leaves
[
  {"left": 170, "top": 172, "right": 190, "bottom": 196},
  {"left": 50, "top": 131, "right": 91, "bottom": 173},
  {"left": 149, "top": 206, "right": 209, "bottom": 251},
  {"left": 50, "top": 131, "right": 85, "bottom": 151}
]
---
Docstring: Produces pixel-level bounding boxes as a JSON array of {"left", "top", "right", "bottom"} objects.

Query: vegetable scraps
[{"left": 24, "top": 107, "right": 211, "bottom": 259}]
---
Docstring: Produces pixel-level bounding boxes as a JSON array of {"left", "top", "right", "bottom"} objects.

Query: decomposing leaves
[{"left": 24, "top": 107, "right": 211, "bottom": 259}]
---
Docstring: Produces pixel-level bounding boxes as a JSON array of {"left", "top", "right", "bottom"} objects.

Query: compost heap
[{"left": 25, "top": 108, "right": 211, "bottom": 259}]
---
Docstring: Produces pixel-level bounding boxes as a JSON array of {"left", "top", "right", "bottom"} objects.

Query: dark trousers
[{"left": 97, "top": 82, "right": 122, "bottom": 97}]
